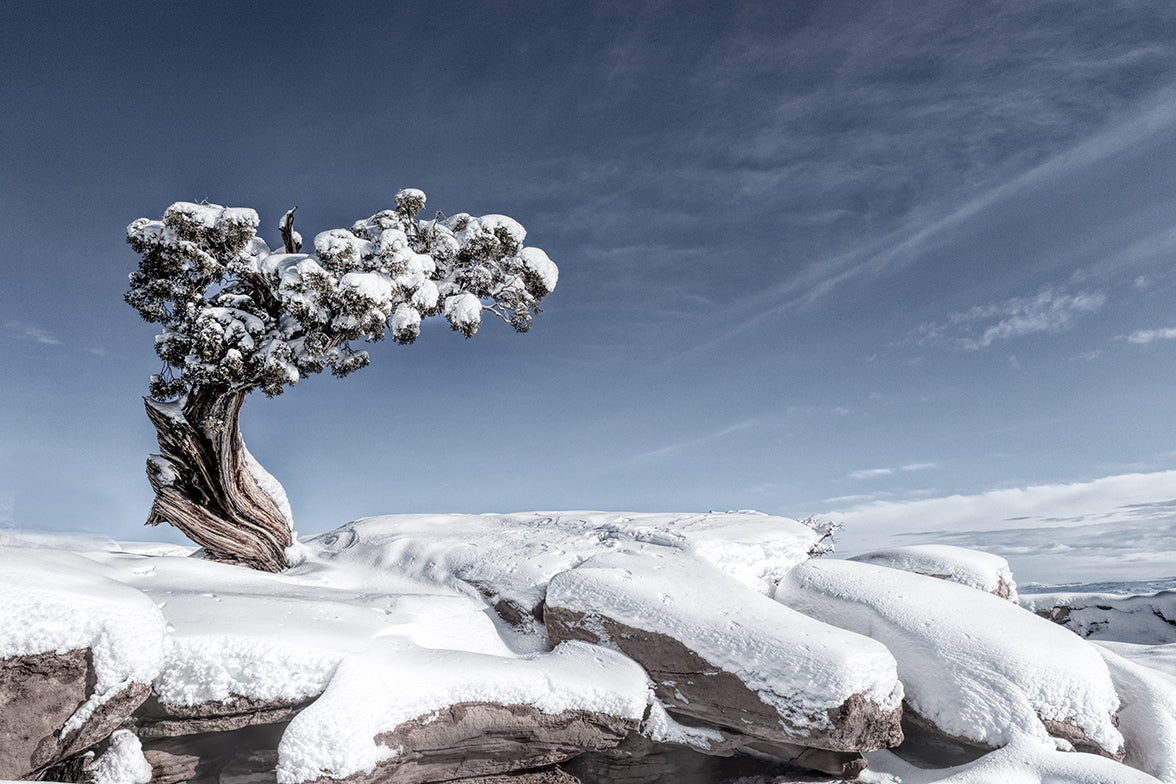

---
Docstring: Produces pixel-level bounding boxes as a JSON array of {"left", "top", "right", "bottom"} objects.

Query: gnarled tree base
[{"left": 144, "top": 389, "right": 291, "bottom": 572}]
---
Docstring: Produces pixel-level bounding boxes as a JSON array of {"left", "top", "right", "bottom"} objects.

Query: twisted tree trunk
[{"left": 143, "top": 388, "right": 291, "bottom": 571}]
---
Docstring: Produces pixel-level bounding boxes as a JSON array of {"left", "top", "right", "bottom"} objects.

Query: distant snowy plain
[{"left": 1, "top": 509, "right": 1174, "bottom": 784}]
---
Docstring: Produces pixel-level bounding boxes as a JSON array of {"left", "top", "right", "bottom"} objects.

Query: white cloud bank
[{"left": 823, "top": 469, "right": 1176, "bottom": 585}]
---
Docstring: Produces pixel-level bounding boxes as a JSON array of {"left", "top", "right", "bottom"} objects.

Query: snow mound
[
  {"left": 88, "top": 550, "right": 505, "bottom": 707},
  {"left": 776, "top": 559, "right": 1124, "bottom": 756},
  {"left": 848, "top": 544, "right": 1018, "bottom": 601},
  {"left": 546, "top": 550, "right": 902, "bottom": 737},
  {"left": 1019, "top": 589, "right": 1176, "bottom": 644},
  {"left": 1097, "top": 641, "right": 1176, "bottom": 679},
  {"left": 305, "top": 510, "right": 820, "bottom": 619},
  {"left": 275, "top": 640, "right": 648, "bottom": 784},
  {"left": 86, "top": 729, "right": 152, "bottom": 784},
  {"left": 1096, "top": 646, "right": 1176, "bottom": 783},
  {"left": 0, "top": 549, "right": 166, "bottom": 733}
]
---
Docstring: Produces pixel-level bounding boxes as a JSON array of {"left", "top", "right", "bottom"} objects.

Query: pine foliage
[{"left": 126, "top": 189, "right": 558, "bottom": 400}]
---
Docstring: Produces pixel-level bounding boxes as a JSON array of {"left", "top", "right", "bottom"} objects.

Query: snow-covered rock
[
  {"left": 305, "top": 511, "right": 822, "bottom": 647},
  {"left": 1021, "top": 588, "right": 1176, "bottom": 644},
  {"left": 776, "top": 558, "right": 1125, "bottom": 758},
  {"left": 276, "top": 640, "right": 648, "bottom": 784},
  {"left": 544, "top": 550, "right": 904, "bottom": 772},
  {"left": 0, "top": 549, "right": 166, "bottom": 780},
  {"left": 88, "top": 547, "right": 504, "bottom": 712},
  {"left": 848, "top": 544, "right": 1018, "bottom": 601},
  {"left": 4, "top": 519, "right": 1171, "bottom": 784}
]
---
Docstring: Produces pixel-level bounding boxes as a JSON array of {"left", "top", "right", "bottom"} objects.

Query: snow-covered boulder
[
  {"left": 543, "top": 550, "right": 904, "bottom": 775},
  {"left": 848, "top": 544, "right": 1018, "bottom": 601},
  {"left": 1021, "top": 588, "right": 1176, "bottom": 644},
  {"left": 276, "top": 640, "right": 649, "bottom": 784},
  {"left": 305, "top": 511, "right": 822, "bottom": 640},
  {"left": 776, "top": 559, "right": 1125, "bottom": 759},
  {"left": 92, "top": 548, "right": 510, "bottom": 723},
  {"left": 0, "top": 548, "right": 166, "bottom": 780}
]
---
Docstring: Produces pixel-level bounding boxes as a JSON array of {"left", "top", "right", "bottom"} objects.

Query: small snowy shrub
[{"left": 800, "top": 516, "right": 843, "bottom": 557}]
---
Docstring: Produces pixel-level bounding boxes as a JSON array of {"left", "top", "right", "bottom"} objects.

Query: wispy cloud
[
  {"left": 692, "top": 77, "right": 1176, "bottom": 354},
  {"left": 1123, "top": 326, "right": 1176, "bottom": 344},
  {"left": 5, "top": 321, "right": 62, "bottom": 346},
  {"left": 631, "top": 419, "right": 761, "bottom": 463},
  {"left": 916, "top": 288, "right": 1106, "bottom": 350},
  {"left": 849, "top": 468, "right": 894, "bottom": 480},
  {"left": 848, "top": 462, "right": 937, "bottom": 481}
]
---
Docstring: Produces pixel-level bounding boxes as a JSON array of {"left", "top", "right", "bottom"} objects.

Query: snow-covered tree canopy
[{"left": 125, "top": 189, "right": 558, "bottom": 400}]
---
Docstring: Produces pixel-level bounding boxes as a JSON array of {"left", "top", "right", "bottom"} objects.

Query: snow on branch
[
  {"left": 800, "top": 516, "right": 844, "bottom": 557},
  {"left": 125, "top": 190, "right": 558, "bottom": 400}
]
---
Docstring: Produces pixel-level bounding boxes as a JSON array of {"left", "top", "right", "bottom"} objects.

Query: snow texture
[
  {"left": 1095, "top": 645, "right": 1176, "bottom": 782},
  {"left": 1097, "top": 640, "right": 1176, "bottom": 679},
  {"left": 0, "top": 549, "right": 166, "bottom": 734},
  {"left": 518, "top": 246, "right": 558, "bottom": 293},
  {"left": 86, "top": 730, "right": 152, "bottom": 784},
  {"left": 546, "top": 549, "right": 903, "bottom": 733},
  {"left": 306, "top": 510, "right": 821, "bottom": 622},
  {"left": 87, "top": 549, "right": 497, "bottom": 707},
  {"left": 848, "top": 544, "right": 1018, "bottom": 601},
  {"left": 776, "top": 558, "right": 1124, "bottom": 755}
]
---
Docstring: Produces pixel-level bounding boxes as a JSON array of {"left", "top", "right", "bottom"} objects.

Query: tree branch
[{"left": 280, "top": 207, "right": 301, "bottom": 253}]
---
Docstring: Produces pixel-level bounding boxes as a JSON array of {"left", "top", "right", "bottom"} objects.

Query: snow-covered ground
[{"left": 2, "top": 511, "right": 1174, "bottom": 784}]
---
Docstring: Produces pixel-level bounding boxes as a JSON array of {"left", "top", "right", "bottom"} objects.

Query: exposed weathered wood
[
  {"left": 279, "top": 206, "right": 300, "bottom": 253},
  {"left": 144, "top": 388, "right": 291, "bottom": 571}
]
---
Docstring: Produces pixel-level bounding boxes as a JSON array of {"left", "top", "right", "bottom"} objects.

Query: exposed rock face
[
  {"left": 566, "top": 730, "right": 869, "bottom": 783},
  {"left": 545, "top": 601, "right": 893, "bottom": 761},
  {"left": 315, "top": 702, "right": 637, "bottom": 784},
  {"left": 889, "top": 706, "right": 991, "bottom": 768},
  {"left": 894, "top": 702, "right": 1126, "bottom": 766},
  {"left": 457, "top": 768, "right": 581, "bottom": 783},
  {"left": 136, "top": 694, "right": 315, "bottom": 739},
  {"left": 566, "top": 732, "right": 785, "bottom": 784},
  {"left": 141, "top": 722, "right": 286, "bottom": 784},
  {"left": 138, "top": 701, "right": 618, "bottom": 784},
  {"left": 1040, "top": 716, "right": 1126, "bottom": 760},
  {"left": 0, "top": 648, "right": 151, "bottom": 780},
  {"left": 545, "top": 605, "right": 901, "bottom": 761}
]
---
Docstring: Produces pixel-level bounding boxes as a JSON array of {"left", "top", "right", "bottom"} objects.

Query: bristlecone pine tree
[{"left": 125, "top": 189, "right": 558, "bottom": 571}]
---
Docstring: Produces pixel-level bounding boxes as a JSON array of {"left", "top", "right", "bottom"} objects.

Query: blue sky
[{"left": 3, "top": 1, "right": 1176, "bottom": 573}]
